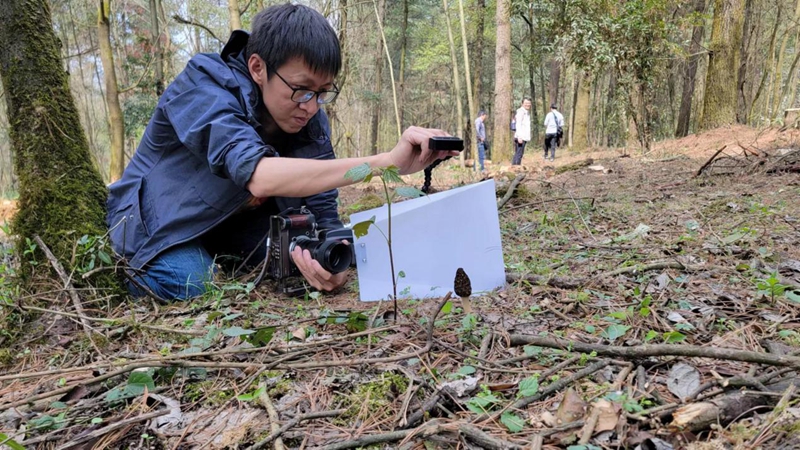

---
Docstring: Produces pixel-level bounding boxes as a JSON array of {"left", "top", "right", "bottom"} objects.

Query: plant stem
[{"left": 381, "top": 176, "right": 398, "bottom": 319}]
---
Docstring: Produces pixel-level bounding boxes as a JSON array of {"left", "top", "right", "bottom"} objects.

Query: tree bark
[
  {"left": 398, "top": 0, "right": 408, "bottom": 128},
  {"left": 527, "top": 4, "right": 539, "bottom": 145},
  {"left": 736, "top": 0, "right": 755, "bottom": 124},
  {"left": 228, "top": 0, "right": 242, "bottom": 33},
  {"left": 747, "top": 3, "right": 782, "bottom": 124},
  {"left": 772, "top": 0, "right": 800, "bottom": 119},
  {"left": 473, "top": 0, "right": 486, "bottom": 113},
  {"left": 443, "top": 0, "right": 465, "bottom": 168},
  {"left": 457, "top": 0, "right": 477, "bottom": 170},
  {"left": 99, "top": 0, "right": 125, "bottom": 183},
  {"left": 369, "top": 0, "right": 386, "bottom": 155},
  {"left": 492, "top": 0, "right": 512, "bottom": 164},
  {"left": 700, "top": 0, "right": 745, "bottom": 130},
  {"left": 0, "top": 0, "right": 112, "bottom": 282},
  {"left": 549, "top": 58, "right": 561, "bottom": 106},
  {"left": 676, "top": 0, "right": 706, "bottom": 137},
  {"left": 572, "top": 71, "right": 591, "bottom": 151},
  {"left": 149, "top": 0, "right": 164, "bottom": 95}
]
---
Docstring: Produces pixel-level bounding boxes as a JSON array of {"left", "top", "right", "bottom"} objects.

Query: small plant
[
  {"left": 345, "top": 163, "right": 425, "bottom": 319},
  {"left": 756, "top": 272, "right": 787, "bottom": 303}
]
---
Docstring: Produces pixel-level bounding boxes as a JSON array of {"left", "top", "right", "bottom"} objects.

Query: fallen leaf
[
  {"left": 556, "top": 388, "right": 587, "bottom": 424},
  {"left": 291, "top": 327, "right": 307, "bottom": 341},
  {"left": 592, "top": 399, "right": 619, "bottom": 433},
  {"left": 667, "top": 363, "right": 701, "bottom": 401}
]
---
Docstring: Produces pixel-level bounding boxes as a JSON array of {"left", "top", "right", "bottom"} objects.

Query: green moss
[
  {"left": 341, "top": 194, "right": 386, "bottom": 222},
  {"left": 0, "top": 348, "right": 13, "bottom": 366},
  {"left": 335, "top": 372, "right": 409, "bottom": 426}
]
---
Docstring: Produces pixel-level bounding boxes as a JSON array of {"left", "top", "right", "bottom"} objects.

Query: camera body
[{"left": 267, "top": 207, "right": 355, "bottom": 294}]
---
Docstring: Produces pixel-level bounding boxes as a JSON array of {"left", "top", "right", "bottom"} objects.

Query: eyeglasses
[{"left": 272, "top": 70, "right": 339, "bottom": 104}]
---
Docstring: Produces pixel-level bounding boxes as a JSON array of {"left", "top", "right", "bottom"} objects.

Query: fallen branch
[
  {"left": 473, "top": 360, "right": 609, "bottom": 424},
  {"left": 33, "top": 235, "right": 92, "bottom": 336},
  {"left": 506, "top": 272, "right": 583, "bottom": 290},
  {"left": 695, "top": 144, "right": 729, "bottom": 177},
  {"left": 508, "top": 335, "right": 800, "bottom": 370},
  {"left": 313, "top": 420, "right": 445, "bottom": 450},
  {"left": 497, "top": 173, "right": 526, "bottom": 209},
  {"left": 246, "top": 410, "right": 346, "bottom": 450},
  {"left": 458, "top": 424, "right": 522, "bottom": 449},
  {"left": 257, "top": 385, "right": 286, "bottom": 450},
  {"left": 54, "top": 409, "right": 168, "bottom": 450}
]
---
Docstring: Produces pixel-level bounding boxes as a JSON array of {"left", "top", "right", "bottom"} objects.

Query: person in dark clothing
[{"left": 107, "top": 4, "right": 455, "bottom": 301}]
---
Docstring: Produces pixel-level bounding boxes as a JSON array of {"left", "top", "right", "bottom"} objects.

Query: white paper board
[{"left": 349, "top": 179, "right": 505, "bottom": 301}]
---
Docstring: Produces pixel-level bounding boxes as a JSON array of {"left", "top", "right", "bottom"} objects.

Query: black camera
[{"left": 266, "top": 207, "right": 355, "bottom": 294}]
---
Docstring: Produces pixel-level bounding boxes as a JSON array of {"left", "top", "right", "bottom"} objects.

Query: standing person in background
[
  {"left": 512, "top": 97, "right": 532, "bottom": 165},
  {"left": 474, "top": 110, "right": 488, "bottom": 171},
  {"left": 543, "top": 103, "right": 564, "bottom": 161}
]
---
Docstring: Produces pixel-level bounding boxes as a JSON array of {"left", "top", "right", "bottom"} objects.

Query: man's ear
[{"left": 248, "top": 54, "right": 266, "bottom": 87}]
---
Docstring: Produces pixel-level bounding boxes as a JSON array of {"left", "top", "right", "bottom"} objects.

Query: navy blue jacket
[{"left": 107, "top": 31, "right": 342, "bottom": 269}]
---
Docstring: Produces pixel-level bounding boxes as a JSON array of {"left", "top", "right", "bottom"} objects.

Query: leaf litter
[{"left": 0, "top": 127, "right": 799, "bottom": 448}]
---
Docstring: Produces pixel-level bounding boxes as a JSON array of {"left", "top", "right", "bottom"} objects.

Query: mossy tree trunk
[
  {"left": 443, "top": 0, "right": 465, "bottom": 168},
  {"left": 573, "top": 71, "right": 592, "bottom": 151},
  {"left": 0, "top": 0, "right": 112, "bottom": 283},
  {"left": 700, "top": 0, "right": 745, "bottom": 130},
  {"left": 492, "top": 0, "right": 512, "bottom": 164}
]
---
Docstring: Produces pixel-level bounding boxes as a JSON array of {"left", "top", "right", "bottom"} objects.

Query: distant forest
[{"left": 1, "top": 0, "right": 798, "bottom": 196}]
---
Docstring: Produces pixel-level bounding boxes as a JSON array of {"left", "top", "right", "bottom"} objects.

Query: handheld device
[{"left": 429, "top": 136, "right": 464, "bottom": 152}]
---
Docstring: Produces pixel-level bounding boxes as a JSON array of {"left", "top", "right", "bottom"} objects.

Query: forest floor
[{"left": 1, "top": 124, "right": 800, "bottom": 449}]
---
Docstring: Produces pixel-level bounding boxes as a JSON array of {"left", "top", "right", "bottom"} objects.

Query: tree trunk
[
  {"left": 549, "top": 58, "right": 561, "bottom": 105},
  {"left": 676, "top": 0, "right": 706, "bottom": 137},
  {"left": 99, "top": 1, "right": 125, "bottom": 183},
  {"left": 772, "top": 0, "right": 800, "bottom": 119},
  {"left": 747, "top": 3, "right": 781, "bottom": 124},
  {"left": 492, "top": 0, "right": 512, "bottom": 164},
  {"left": 0, "top": 0, "right": 112, "bottom": 282},
  {"left": 443, "top": 0, "right": 465, "bottom": 168},
  {"left": 398, "top": 0, "right": 408, "bottom": 128},
  {"left": 573, "top": 72, "right": 591, "bottom": 151},
  {"left": 473, "top": 0, "right": 486, "bottom": 112},
  {"left": 149, "top": 0, "right": 164, "bottom": 95},
  {"left": 457, "top": 0, "right": 477, "bottom": 170},
  {"left": 527, "top": 4, "right": 538, "bottom": 145},
  {"left": 228, "top": 0, "right": 242, "bottom": 32},
  {"left": 369, "top": 0, "right": 385, "bottom": 155},
  {"left": 700, "top": 0, "right": 745, "bottom": 130},
  {"left": 736, "top": 0, "right": 755, "bottom": 123}
]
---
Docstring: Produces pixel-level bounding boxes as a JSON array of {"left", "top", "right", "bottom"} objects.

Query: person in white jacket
[
  {"left": 543, "top": 103, "right": 564, "bottom": 161},
  {"left": 512, "top": 97, "right": 532, "bottom": 165}
]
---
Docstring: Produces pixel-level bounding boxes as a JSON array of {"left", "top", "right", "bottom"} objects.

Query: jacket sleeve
[
  {"left": 304, "top": 112, "right": 343, "bottom": 230},
  {"left": 513, "top": 110, "right": 521, "bottom": 139},
  {"left": 162, "top": 71, "right": 274, "bottom": 189}
]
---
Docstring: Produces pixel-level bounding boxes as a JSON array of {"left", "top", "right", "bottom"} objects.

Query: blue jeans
[
  {"left": 477, "top": 141, "right": 486, "bottom": 170},
  {"left": 512, "top": 140, "right": 527, "bottom": 165},
  {"left": 127, "top": 204, "right": 273, "bottom": 301}
]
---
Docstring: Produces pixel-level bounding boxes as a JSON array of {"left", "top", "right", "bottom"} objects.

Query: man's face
[
  {"left": 249, "top": 56, "right": 336, "bottom": 134},
  {"left": 522, "top": 99, "right": 531, "bottom": 110}
]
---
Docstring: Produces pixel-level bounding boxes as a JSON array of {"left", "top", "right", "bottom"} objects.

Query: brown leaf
[
  {"left": 556, "top": 387, "right": 587, "bottom": 424},
  {"left": 592, "top": 399, "right": 619, "bottom": 433}
]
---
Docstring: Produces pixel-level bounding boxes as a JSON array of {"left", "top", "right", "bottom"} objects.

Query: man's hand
[
  {"left": 387, "top": 126, "right": 460, "bottom": 175},
  {"left": 291, "top": 245, "right": 348, "bottom": 292}
]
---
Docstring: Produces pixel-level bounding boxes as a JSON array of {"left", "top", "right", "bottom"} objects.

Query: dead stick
[
  {"left": 246, "top": 410, "right": 346, "bottom": 450},
  {"left": 55, "top": 410, "right": 168, "bottom": 450},
  {"left": 315, "top": 420, "right": 444, "bottom": 450},
  {"left": 458, "top": 424, "right": 523, "bottom": 449},
  {"left": 33, "top": 235, "right": 92, "bottom": 335},
  {"left": 497, "top": 174, "right": 526, "bottom": 209},
  {"left": 509, "top": 335, "right": 800, "bottom": 369},
  {"left": 257, "top": 385, "right": 286, "bottom": 450},
  {"left": 473, "top": 360, "right": 609, "bottom": 424},
  {"left": 695, "top": 144, "right": 729, "bottom": 177}
]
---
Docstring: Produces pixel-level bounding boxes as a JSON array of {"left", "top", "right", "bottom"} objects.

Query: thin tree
[
  {"left": 369, "top": 0, "right": 385, "bottom": 156},
  {"left": 99, "top": 0, "right": 125, "bottom": 182},
  {"left": 0, "top": 0, "right": 113, "bottom": 282},
  {"left": 492, "top": 0, "right": 513, "bottom": 164},
  {"left": 676, "top": 0, "right": 706, "bottom": 137},
  {"left": 457, "top": 0, "right": 477, "bottom": 169},
  {"left": 443, "top": 0, "right": 465, "bottom": 168},
  {"left": 149, "top": 0, "right": 165, "bottom": 95},
  {"left": 228, "top": 0, "right": 242, "bottom": 32},
  {"left": 473, "top": 0, "right": 486, "bottom": 113},
  {"left": 701, "top": 0, "right": 746, "bottom": 130}
]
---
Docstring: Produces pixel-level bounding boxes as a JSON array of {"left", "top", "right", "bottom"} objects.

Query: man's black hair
[
  {"left": 523, "top": 96, "right": 532, "bottom": 102},
  {"left": 246, "top": 4, "right": 341, "bottom": 78},
  {"left": 478, "top": 110, "right": 486, "bottom": 117},
  {"left": 550, "top": 103, "right": 558, "bottom": 109}
]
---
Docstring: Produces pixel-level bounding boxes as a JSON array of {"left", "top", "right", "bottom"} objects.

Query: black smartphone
[{"left": 429, "top": 136, "right": 464, "bottom": 152}]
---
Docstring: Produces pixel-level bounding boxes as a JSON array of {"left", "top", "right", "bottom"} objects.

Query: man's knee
[{"left": 127, "top": 243, "right": 215, "bottom": 301}]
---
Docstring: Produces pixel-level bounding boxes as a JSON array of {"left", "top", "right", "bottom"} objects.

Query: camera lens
[
  {"left": 313, "top": 240, "right": 352, "bottom": 274},
  {"left": 292, "top": 236, "right": 352, "bottom": 274}
]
